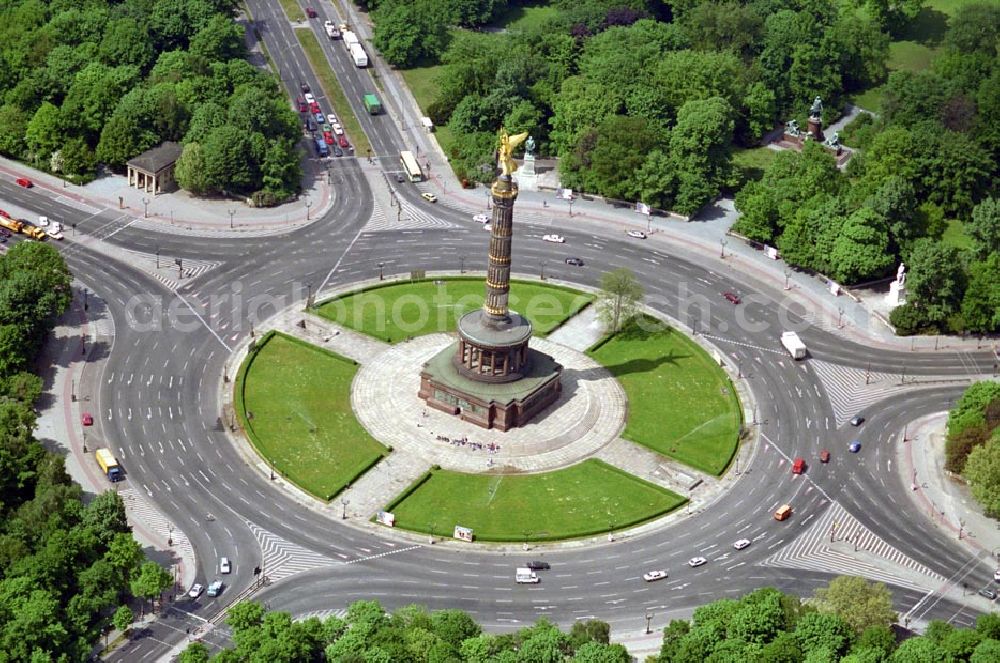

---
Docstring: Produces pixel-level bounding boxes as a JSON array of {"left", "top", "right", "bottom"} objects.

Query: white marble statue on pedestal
[{"left": 885, "top": 262, "right": 907, "bottom": 307}]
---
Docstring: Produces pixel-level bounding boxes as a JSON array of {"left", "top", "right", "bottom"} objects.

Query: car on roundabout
[
  {"left": 220, "top": 557, "right": 231, "bottom": 574},
  {"left": 850, "top": 415, "right": 865, "bottom": 426},
  {"left": 993, "top": 568, "right": 1000, "bottom": 582},
  {"left": 626, "top": 230, "right": 647, "bottom": 239},
  {"left": 473, "top": 213, "right": 490, "bottom": 224},
  {"left": 849, "top": 441, "right": 862, "bottom": 453},
  {"left": 542, "top": 234, "right": 565, "bottom": 243},
  {"left": 979, "top": 588, "right": 998, "bottom": 601},
  {"left": 688, "top": 557, "right": 707, "bottom": 567},
  {"left": 733, "top": 539, "right": 751, "bottom": 550},
  {"left": 526, "top": 561, "right": 550, "bottom": 570},
  {"left": 723, "top": 292, "right": 741, "bottom": 305},
  {"left": 188, "top": 583, "right": 203, "bottom": 598},
  {"left": 421, "top": 192, "right": 437, "bottom": 203},
  {"left": 819, "top": 449, "right": 831, "bottom": 463},
  {"left": 207, "top": 580, "right": 224, "bottom": 597},
  {"left": 643, "top": 570, "right": 668, "bottom": 582},
  {"left": 565, "top": 257, "right": 584, "bottom": 266}
]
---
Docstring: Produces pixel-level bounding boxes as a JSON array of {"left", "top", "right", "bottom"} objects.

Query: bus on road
[{"left": 400, "top": 150, "right": 422, "bottom": 182}]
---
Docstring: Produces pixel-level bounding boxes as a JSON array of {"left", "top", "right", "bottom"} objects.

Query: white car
[
  {"left": 220, "top": 557, "right": 231, "bottom": 574},
  {"left": 483, "top": 224, "right": 492, "bottom": 232},
  {"left": 332, "top": 123, "right": 344, "bottom": 135},
  {"left": 473, "top": 213, "right": 490, "bottom": 224},
  {"left": 188, "top": 583, "right": 204, "bottom": 598},
  {"left": 326, "top": 113, "right": 338, "bottom": 125},
  {"left": 542, "top": 234, "right": 565, "bottom": 243},
  {"left": 46, "top": 228, "right": 64, "bottom": 240},
  {"left": 995, "top": 568, "right": 1000, "bottom": 582},
  {"left": 688, "top": 557, "right": 707, "bottom": 567},
  {"left": 643, "top": 570, "right": 668, "bottom": 582},
  {"left": 420, "top": 192, "right": 437, "bottom": 203},
  {"left": 733, "top": 539, "right": 751, "bottom": 550},
  {"left": 627, "top": 230, "right": 647, "bottom": 239},
  {"left": 304, "top": 93, "right": 315, "bottom": 104}
]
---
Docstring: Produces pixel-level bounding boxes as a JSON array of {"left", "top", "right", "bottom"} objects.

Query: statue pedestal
[
  {"left": 885, "top": 280, "right": 906, "bottom": 308},
  {"left": 807, "top": 118, "right": 824, "bottom": 142},
  {"left": 515, "top": 155, "right": 539, "bottom": 191}
]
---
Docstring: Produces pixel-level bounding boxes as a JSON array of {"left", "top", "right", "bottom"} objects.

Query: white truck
[
  {"left": 350, "top": 42, "right": 368, "bottom": 68},
  {"left": 342, "top": 30, "right": 359, "bottom": 50},
  {"left": 324, "top": 20, "right": 340, "bottom": 39},
  {"left": 780, "top": 331, "right": 808, "bottom": 359},
  {"left": 515, "top": 567, "right": 539, "bottom": 584}
]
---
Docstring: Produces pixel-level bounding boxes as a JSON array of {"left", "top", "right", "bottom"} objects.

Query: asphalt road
[{"left": 1, "top": 4, "right": 997, "bottom": 659}]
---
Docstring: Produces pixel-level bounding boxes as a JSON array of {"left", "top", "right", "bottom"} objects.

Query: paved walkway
[
  {"left": 900, "top": 413, "right": 1000, "bottom": 574},
  {"left": 547, "top": 303, "right": 604, "bottom": 351}
]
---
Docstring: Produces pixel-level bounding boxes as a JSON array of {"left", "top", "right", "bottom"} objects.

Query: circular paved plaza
[{"left": 352, "top": 333, "right": 627, "bottom": 473}]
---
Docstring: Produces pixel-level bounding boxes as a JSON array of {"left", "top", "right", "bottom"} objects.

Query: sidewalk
[{"left": 899, "top": 413, "right": 1000, "bottom": 567}]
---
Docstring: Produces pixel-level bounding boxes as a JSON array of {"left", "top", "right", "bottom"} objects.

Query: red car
[
  {"left": 791, "top": 457, "right": 806, "bottom": 474},
  {"left": 323, "top": 131, "right": 334, "bottom": 145},
  {"left": 306, "top": 7, "right": 317, "bottom": 18},
  {"left": 82, "top": 412, "right": 94, "bottom": 426},
  {"left": 296, "top": 97, "right": 307, "bottom": 112},
  {"left": 819, "top": 449, "right": 830, "bottom": 463},
  {"left": 337, "top": 134, "right": 349, "bottom": 149},
  {"left": 309, "top": 101, "right": 320, "bottom": 114},
  {"left": 723, "top": 292, "right": 741, "bottom": 305},
  {"left": 0, "top": 209, "right": 9, "bottom": 218},
  {"left": 16, "top": 177, "right": 33, "bottom": 188}
]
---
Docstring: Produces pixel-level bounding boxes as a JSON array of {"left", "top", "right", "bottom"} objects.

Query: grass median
[
  {"left": 386, "top": 460, "right": 686, "bottom": 542},
  {"left": 314, "top": 277, "right": 592, "bottom": 343},
  {"left": 276, "top": 0, "right": 305, "bottom": 22},
  {"left": 295, "top": 28, "right": 372, "bottom": 156},
  {"left": 589, "top": 316, "right": 742, "bottom": 476},
  {"left": 236, "top": 332, "right": 386, "bottom": 500}
]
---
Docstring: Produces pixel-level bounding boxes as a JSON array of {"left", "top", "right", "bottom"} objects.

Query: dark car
[
  {"left": 332, "top": 144, "right": 343, "bottom": 157},
  {"left": 526, "top": 561, "right": 550, "bottom": 571},
  {"left": 299, "top": 82, "right": 310, "bottom": 94},
  {"left": 849, "top": 441, "right": 862, "bottom": 453},
  {"left": 723, "top": 292, "right": 741, "bottom": 304},
  {"left": 0, "top": 228, "right": 11, "bottom": 237},
  {"left": 850, "top": 415, "right": 865, "bottom": 426},
  {"left": 305, "top": 7, "right": 317, "bottom": 18},
  {"left": 565, "top": 257, "right": 584, "bottom": 266}
]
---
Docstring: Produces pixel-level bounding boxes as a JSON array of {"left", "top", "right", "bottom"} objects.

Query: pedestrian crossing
[
  {"left": 294, "top": 608, "right": 349, "bottom": 622},
  {"left": 113, "top": 248, "right": 220, "bottom": 292},
  {"left": 118, "top": 486, "right": 195, "bottom": 564},
  {"left": 363, "top": 190, "right": 457, "bottom": 232},
  {"left": 249, "top": 522, "right": 338, "bottom": 584},
  {"left": 809, "top": 359, "right": 948, "bottom": 427},
  {"left": 762, "top": 500, "right": 945, "bottom": 592}
]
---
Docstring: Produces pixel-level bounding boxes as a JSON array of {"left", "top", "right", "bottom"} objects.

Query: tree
[
  {"left": 24, "top": 102, "right": 62, "bottom": 166},
  {"left": 178, "top": 642, "right": 211, "bottom": 663},
  {"left": 430, "top": 609, "right": 480, "bottom": 647},
  {"left": 597, "top": 269, "right": 644, "bottom": 333},
  {"left": 0, "top": 104, "right": 30, "bottom": 157},
  {"left": 904, "top": 239, "right": 966, "bottom": 326},
  {"left": 373, "top": 1, "right": 448, "bottom": 68},
  {"left": 964, "top": 434, "right": 1000, "bottom": 517},
  {"left": 827, "top": 207, "right": 894, "bottom": 284},
  {"left": 200, "top": 125, "right": 257, "bottom": 193},
  {"left": 890, "top": 636, "right": 949, "bottom": 662},
  {"left": 744, "top": 82, "right": 778, "bottom": 142},
  {"left": 98, "top": 18, "right": 154, "bottom": 70},
  {"left": 569, "top": 620, "right": 610, "bottom": 648},
  {"left": 190, "top": 14, "right": 246, "bottom": 62},
  {"left": 128, "top": 562, "right": 173, "bottom": 613},
  {"left": 962, "top": 254, "right": 1000, "bottom": 334},
  {"left": 946, "top": 3, "right": 1000, "bottom": 57},
  {"left": 571, "top": 640, "right": 630, "bottom": 662},
  {"left": 793, "top": 612, "right": 854, "bottom": 658},
  {"left": 813, "top": 576, "right": 898, "bottom": 635},
  {"left": 967, "top": 197, "right": 1000, "bottom": 261},
  {"left": 113, "top": 605, "right": 133, "bottom": 638},
  {"left": 586, "top": 115, "right": 663, "bottom": 200}
]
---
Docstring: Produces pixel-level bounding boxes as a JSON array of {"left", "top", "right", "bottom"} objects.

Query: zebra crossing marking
[
  {"left": 343, "top": 544, "right": 422, "bottom": 565},
  {"left": 248, "top": 522, "right": 338, "bottom": 583},
  {"left": 118, "top": 486, "right": 195, "bottom": 561},
  {"left": 762, "top": 500, "right": 945, "bottom": 592}
]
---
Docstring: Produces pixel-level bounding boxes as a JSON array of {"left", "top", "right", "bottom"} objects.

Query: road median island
[
  {"left": 313, "top": 277, "right": 593, "bottom": 343},
  {"left": 384, "top": 459, "right": 686, "bottom": 542},
  {"left": 235, "top": 331, "right": 386, "bottom": 500},
  {"left": 295, "top": 28, "right": 372, "bottom": 156},
  {"left": 588, "top": 315, "right": 742, "bottom": 476},
  {"left": 276, "top": 0, "right": 306, "bottom": 22}
]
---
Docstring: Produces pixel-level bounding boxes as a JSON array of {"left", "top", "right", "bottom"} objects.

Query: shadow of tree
[{"left": 894, "top": 8, "right": 949, "bottom": 46}]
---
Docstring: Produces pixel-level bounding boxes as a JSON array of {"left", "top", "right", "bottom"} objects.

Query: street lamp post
[
  {"left": 305, "top": 198, "right": 312, "bottom": 220},
  {"left": 142, "top": 197, "right": 149, "bottom": 218},
  {"left": 540, "top": 260, "right": 546, "bottom": 281},
  {"left": 156, "top": 248, "right": 160, "bottom": 269},
  {"left": 378, "top": 262, "right": 385, "bottom": 281},
  {"left": 837, "top": 307, "right": 844, "bottom": 329},
  {"left": 645, "top": 613, "right": 653, "bottom": 635},
  {"left": 720, "top": 238, "right": 727, "bottom": 258},
  {"left": 341, "top": 498, "right": 349, "bottom": 520},
  {"left": 783, "top": 269, "right": 791, "bottom": 290},
  {"left": 459, "top": 256, "right": 465, "bottom": 274},
  {"left": 228, "top": 208, "right": 235, "bottom": 229},
  {"left": 307, "top": 282, "right": 313, "bottom": 308},
  {"left": 568, "top": 198, "right": 574, "bottom": 217}
]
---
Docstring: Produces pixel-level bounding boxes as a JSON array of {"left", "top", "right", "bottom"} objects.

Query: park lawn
[
  {"left": 849, "top": 86, "right": 885, "bottom": 115},
  {"left": 315, "top": 278, "right": 592, "bottom": 342},
  {"left": 296, "top": 29, "right": 372, "bottom": 156},
  {"left": 941, "top": 219, "right": 973, "bottom": 250},
  {"left": 276, "top": 0, "right": 305, "bottom": 22},
  {"left": 888, "top": 40, "right": 939, "bottom": 72},
  {"left": 492, "top": 1, "right": 561, "bottom": 31},
  {"left": 589, "top": 316, "right": 741, "bottom": 476},
  {"left": 236, "top": 333, "right": 386, "bottom": 500},
  {"left": 732, "top": 147, "right": 778, "bottom": 185},
  {"left": 387, "top": 460, "right": 686, "bottom": 542}
]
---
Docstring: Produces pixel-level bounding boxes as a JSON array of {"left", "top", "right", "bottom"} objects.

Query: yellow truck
[
  {"left": 95, "top": 448, "right": 124, "bottom": 482},
  {"left": 20, "top": 223, "right": 47, "bottom": 240},
  {"left": 0, "top": 217, "right": 24, "bottom": 233}
]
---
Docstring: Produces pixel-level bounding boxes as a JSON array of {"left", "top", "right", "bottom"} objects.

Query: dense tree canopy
[{"left": 0, "top": 0, "right": 300, "bottom": 202}]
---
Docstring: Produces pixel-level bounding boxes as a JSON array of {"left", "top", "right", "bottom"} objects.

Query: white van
[{"left": 515, "top": 567, "right": 539, "bottom": 584}]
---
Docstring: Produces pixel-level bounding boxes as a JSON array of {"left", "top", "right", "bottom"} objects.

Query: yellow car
[{"left": 421, "top": 193, "right": 437, "bottom": 203}]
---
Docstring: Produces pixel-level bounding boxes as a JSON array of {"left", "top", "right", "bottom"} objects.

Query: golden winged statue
[{"left": 498, "top": 129, "right": 529, "bottom": 177}]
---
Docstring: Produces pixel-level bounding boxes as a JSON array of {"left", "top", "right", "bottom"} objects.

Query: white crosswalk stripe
[
  {"left": 363, "top": 194, "right": 456, "bottom": 232},
  {"left": 762, "top": 501, "right": 945, "bottom": 591},
  {"left": 248, "top": 522, "right": 338, "bottom": 583},
  {"left": 699, "top": 333, "right": 785, "bottom": 355},
  {"left": 809, "top": 360, "right": 957, "bottom": 427},
  {"left": 294, "top": 608, "right": 349, "bottom": 622},
  {"left": 118, "top": 486, "right": 195, "bottom": 564}
]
